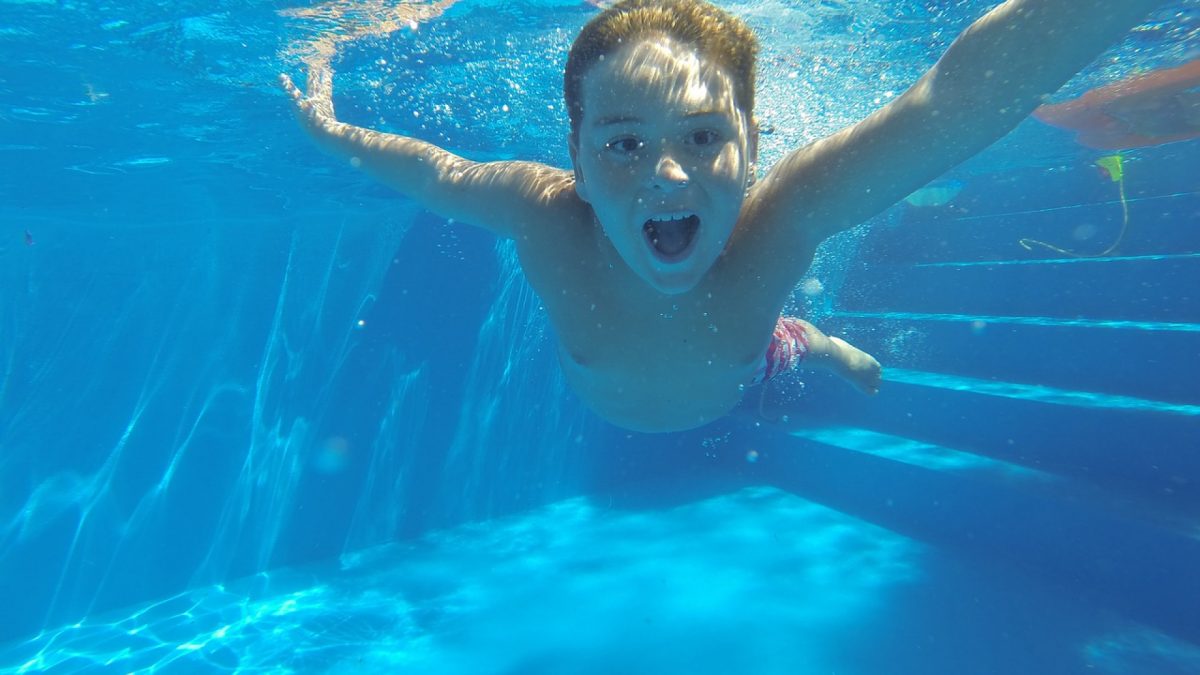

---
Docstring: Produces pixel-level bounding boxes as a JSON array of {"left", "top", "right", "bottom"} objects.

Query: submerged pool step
[
  {"left": 835, "top": 253, "right": 1199, "bottom": 321},
  {"left": 760, "top": 423, "right": 1200, "bottom": 643},
  {"left": 789, "top": 425, "right": 1056, "bottom": 484},
  {"left": 882, "top": 368, "right": 1200, "bottom": 416},
  {"left": 828, "top": 310, "right": 1200, "bottom": 404},
  {"left": 766, "top": 367, "right": 1200, "bottom": 513},
  {"left": 787, "top": 424, "right": 1194, "bottom": 535}
]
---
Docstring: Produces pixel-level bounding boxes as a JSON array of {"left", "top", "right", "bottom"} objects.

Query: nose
[{"left": 651, "top": 155, "right": 689, "bottom": 191}]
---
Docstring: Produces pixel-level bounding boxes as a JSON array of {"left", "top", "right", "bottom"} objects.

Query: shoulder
[
  {"left": 440, "top": 161, "right": 581, "bottom": 239},
  {"left": 495, "top": 169, "right": 594, "bottom": 244}
]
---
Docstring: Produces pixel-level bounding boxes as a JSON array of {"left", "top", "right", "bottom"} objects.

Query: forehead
[{"left": 579, "top": 36, "right": 741, "bottom": 120}]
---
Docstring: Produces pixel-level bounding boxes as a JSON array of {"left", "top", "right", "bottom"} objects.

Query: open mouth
[{"left": 643, "top": 213, "right": 700, "bottom": 262}]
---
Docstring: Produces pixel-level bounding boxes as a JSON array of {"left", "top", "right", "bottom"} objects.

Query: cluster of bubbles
[
  {"left": 280, "top": 0, "right": 576, "bottom": 166},
  {"left": 745, "top": 0, "right": 975, "bottom": 164}
]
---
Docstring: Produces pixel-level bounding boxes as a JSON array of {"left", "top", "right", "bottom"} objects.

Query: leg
[{"left": 754, "top": 317, "right": 882, "bottom": 395}]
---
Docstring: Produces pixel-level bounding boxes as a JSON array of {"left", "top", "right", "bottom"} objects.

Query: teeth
[{"left": 647, "top": 212, "right": 695, "bottom": 223}]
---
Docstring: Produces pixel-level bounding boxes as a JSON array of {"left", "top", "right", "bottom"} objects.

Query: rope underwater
[{"left": 1018, "top": 154, "right": 1130, "bottom": 258}]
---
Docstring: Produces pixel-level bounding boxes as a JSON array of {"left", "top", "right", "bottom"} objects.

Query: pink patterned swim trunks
[{"left": 751, "top": 316, "right": 810, "bottom": 385}]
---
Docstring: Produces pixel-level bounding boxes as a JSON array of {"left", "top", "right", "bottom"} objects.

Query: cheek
[
  {"left": 711, "top": 144, "right": 745, "bottom": 182},
  {"left": 578, "top": 156, "right": 613, "bottom": 204},
  {"left": 593, "top": 162, "right": 643, "bottom": 200}
]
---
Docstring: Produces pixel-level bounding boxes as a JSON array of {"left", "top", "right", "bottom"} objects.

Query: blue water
[{"left": 2, "top": 0, "right": 1199, "bottom": 672}]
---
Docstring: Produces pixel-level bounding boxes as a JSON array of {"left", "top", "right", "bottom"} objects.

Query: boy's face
[{"left": 569, "top": 36, "right": 756, "bottom": 295}]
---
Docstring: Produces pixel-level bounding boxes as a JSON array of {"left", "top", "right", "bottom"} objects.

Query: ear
[{"left": 567, "top": 133, "right": 590, "bottom": 202}]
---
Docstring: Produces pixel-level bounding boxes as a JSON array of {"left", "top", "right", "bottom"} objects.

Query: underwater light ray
[
  {"left": 73, "top": 312, "right": 215, "bottom": 619},
  {"left": 343, "top": 361, "right": 429, "bottom": 552},
  {"left": 193, "top": 235, "right": 305, "bottom": 583}
]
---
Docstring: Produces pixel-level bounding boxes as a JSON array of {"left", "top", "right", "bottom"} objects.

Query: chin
[
  {"left": 653, "top": 280, "right": 698, "bottom": 295},
  {"left": 642, "top": 264, "right": 705, "bottom": 295}
]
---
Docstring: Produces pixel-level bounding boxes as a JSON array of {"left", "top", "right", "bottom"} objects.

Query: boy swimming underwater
[{"left": 282, "top": 0, "right": 1162, "bottom": 432}]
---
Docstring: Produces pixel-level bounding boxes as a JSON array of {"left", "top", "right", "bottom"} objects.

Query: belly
[{"left": 558, "top": 347, "right": 758, "bottom": 433}]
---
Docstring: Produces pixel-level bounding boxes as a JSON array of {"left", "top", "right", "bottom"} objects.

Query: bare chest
[{"left": 523, "top": 249, "right": 778, "bottom": 431}]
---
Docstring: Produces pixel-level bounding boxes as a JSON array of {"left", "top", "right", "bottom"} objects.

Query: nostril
[
  {"left": 655, "top": 157, "right": 688, "bottom": 181},
  {"left": 651, "top": 167, "right": 690, "bottom": 190}
]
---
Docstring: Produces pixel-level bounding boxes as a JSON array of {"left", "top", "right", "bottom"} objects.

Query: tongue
[{"left": 648, "top": 217, "right": 697, "bottom": 256}]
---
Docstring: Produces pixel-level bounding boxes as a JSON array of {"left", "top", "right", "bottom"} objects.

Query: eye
[
  {"left": 687, "top": 129, "right": 721, "bottom": 146},
  {"left": 605, "top": 136, "right": 643, "bottom": 154}
]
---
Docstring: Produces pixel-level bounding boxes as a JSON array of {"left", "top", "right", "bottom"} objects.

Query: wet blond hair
[{"left": 564, "top": 0, "right": 759, "bottom": 138}]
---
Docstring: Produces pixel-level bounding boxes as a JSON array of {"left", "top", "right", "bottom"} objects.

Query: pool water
[{"left": 1, "top": 0, "right": 1198, "bottom": 672}]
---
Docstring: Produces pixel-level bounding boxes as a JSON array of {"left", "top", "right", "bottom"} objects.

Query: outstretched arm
[
  {"left": 749, "top": 0, "right": 1163, "bottom": 251},
  {"left": 280, "top": 65, "right": 575, "bottom": 239}
]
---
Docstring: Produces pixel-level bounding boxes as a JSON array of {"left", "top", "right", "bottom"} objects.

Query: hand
[{"left": 279, "top": 65, "right": 339, "bottom": 137}]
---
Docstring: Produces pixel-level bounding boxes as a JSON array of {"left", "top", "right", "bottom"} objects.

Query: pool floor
[{"left": 5, "top": 487, "right": 1198, "bottom": 674}]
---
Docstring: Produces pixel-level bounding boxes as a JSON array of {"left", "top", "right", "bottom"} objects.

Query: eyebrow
[
  {"left": 592, "top": 115, "right": 642, "bottom": 127},
  {"left": 591, "top": 111, "right": 727, "bottom": 127}
]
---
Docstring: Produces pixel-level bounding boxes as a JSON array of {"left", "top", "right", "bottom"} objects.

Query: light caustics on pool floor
[
  {"left": 3, "top": 487, "right": 1199, "bottom": 675},
  {"left": 0, "top": 489, "right": 917, "bottom": 673}
]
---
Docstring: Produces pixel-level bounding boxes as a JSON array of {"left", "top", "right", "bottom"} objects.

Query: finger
[{"left": 279, "top": 73, "right": 302, "bottom": 100}]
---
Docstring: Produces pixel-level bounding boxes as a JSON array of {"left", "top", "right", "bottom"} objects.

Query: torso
[{"left": 514, "top": 195, "right": 805, "bottom": 432}]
